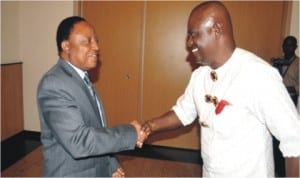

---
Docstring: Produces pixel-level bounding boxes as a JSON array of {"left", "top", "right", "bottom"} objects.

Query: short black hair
[
  {"left": 283, "top": 36, "right": 297, "bottom": 47},
  {"left": 56, "top": 16, "right": 86, "bottom": 56}
]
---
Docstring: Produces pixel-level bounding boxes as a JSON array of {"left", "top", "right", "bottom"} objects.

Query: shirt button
[
  {"left": 200, "top": 121, "right": 209, "bottom": 127},
  {"left": 210, "top": 71, "right": 218, "bottom": 81}
]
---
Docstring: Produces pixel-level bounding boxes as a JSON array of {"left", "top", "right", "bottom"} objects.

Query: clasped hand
[{"left": 130, "top": 120, "right": 152, "bottom": 148}]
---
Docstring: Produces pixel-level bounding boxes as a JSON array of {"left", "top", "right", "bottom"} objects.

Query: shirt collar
[
  {"left": 210, "top": 48, "right": 238, "bottom": 80},
  {"left": 65, "top": 61, "right": 86, "bottom": 79}
]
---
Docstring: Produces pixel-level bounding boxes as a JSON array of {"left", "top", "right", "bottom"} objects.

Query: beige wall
[
  {"left": 1, "top": 1, "right": 21, "bottom": 63},
  {"left": 290, "top": 1, "right": 299, "bottom": 56},
  {"left": 1, "top": 1, "right": 74, "bottom": 131},
  {"left": 1, "top": 1, "right": 299, "bottom": 132}
]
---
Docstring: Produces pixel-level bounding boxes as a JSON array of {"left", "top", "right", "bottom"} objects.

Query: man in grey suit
[{"left": 37, "top": 16, "right": 146, "bottom": 177}]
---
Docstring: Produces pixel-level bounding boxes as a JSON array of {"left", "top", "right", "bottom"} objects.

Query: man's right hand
[
  {"left": 130, "top": 120, "right": 148, "bottom": 148},
  {"left": 141, "top": 120, "right": 154, "bottom": 136}
]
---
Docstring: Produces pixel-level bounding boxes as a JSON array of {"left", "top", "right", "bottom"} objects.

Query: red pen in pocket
[{"left": 215, "top": 99, "right": 231, "bottom": 115}]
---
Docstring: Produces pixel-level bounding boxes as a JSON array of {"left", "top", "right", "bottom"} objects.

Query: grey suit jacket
[{"left": 37, "top": 59, "right": 137, "bottom": 177}]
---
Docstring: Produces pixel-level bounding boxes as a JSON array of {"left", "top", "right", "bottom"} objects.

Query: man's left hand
[{"left": 112, "top": 167, "right": 125, "bottom": 178}]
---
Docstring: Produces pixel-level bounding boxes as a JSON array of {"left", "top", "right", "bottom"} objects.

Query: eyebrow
[{"left": 187, "top": 30, "right": 198, "bottom": 37}]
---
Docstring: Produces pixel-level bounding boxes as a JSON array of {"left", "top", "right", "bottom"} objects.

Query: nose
[
  {"left": 186, "top": 35, "right": 194, "bottom": 48},
  {"left": 92, "top": 41, "right": 99, "bottom": 51}
]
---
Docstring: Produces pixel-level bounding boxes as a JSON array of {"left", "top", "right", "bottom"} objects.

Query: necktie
[
  {"left": 83, "top": 73, "right": 95, "bottom": 98},
  {"left": 83, "top": 73, "right": 105, "bottom": 126}
]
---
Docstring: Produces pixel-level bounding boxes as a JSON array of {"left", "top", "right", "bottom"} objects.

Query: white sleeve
[
  {"left": 254, "top": 66, "right": 300, "bottom": 157},
  {"left": 172, "top": 72, "right": 198, "bottom": 126}
]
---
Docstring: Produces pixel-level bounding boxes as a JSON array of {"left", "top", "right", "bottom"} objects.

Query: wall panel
[
  {"left": 142, "top": 1, "right": 200, "bottom": 149},
  {"left": 1, "top": 63, "right": 24, "bottom": 141},
  {"left": 82, "top": 2, "right": 144, "bottom": 126},
  {"left": 223, "top": 1, "right": 286, "bottom": 62}
]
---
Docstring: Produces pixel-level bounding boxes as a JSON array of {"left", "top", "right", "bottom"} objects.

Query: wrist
[{"left": 147, "top": 120, "right": 156, "bottom": 132}]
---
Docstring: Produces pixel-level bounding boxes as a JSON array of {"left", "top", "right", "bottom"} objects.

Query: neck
[
  {"left": 284, "top": 54, "right": 295, "bottom": 60},
  {"left": 211, "top": 43, "right": 236, "bottom": 69},
  {"left": 60, "top": 53, "right": 69, "bottom": 61}
]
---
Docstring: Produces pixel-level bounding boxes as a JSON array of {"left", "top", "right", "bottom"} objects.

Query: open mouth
[
  {"left": 192, "top": 48, "right": 199, "bottom": 53},
  {"left": 88, "top": 53, "right": 98, "bottom": 59}
]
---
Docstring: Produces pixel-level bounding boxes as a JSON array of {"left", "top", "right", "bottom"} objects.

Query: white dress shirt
[{"left": 173, "top": 48, "right": 300, "bottom": 178}]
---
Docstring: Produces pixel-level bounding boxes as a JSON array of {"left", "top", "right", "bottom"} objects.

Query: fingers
[
  {"left": 141, "top": 121, "right": 153, "bottom": 136},
  {"left": 136, "top": 139, "right": 143, "bottom": 148},
  {"left": 130, "top": 120, "right": 149, "bottom": 148},
  {"left": 112, "top": 167, "right": 125, "bottom": 178}
]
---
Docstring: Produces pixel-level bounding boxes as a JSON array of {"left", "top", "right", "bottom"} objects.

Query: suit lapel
[{"left": 57, "top": 59, "right": 105, "bottom": 126}]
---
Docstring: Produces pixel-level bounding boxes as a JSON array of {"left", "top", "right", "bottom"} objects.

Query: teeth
[{"left": 192, "top": 48, "right": 198, "bottom": 52}]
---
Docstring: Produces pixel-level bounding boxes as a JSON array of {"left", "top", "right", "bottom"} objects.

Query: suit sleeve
[
  {"left": 108, "top": 156, "right": 121, "bottom": 175},
  {"left": 37, "top": 75, "right": 137, "bottom": 159}
]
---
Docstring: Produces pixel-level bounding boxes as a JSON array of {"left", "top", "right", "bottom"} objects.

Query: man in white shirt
[{"left": 141, "top": 1, "right": 300, "bottom": 177}]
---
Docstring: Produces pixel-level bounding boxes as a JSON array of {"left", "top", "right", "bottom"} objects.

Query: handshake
[{"left": 131, "top": 120, "right": 155, "bottom": 148}]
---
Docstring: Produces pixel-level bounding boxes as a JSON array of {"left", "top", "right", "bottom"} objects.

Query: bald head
[
  {"left": 190, "top": 1, "right": 234, "bottom": 40},
  {"left": 187, "top": 1, "right": 236, "bottom": 69}
]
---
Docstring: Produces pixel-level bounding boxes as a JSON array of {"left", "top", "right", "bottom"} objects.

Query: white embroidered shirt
[{"left": 173, "top": 48, "right": 300, "bottom": 178}]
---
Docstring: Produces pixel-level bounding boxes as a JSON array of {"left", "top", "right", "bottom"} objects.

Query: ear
[
  {"left": 61, "top": 41, "right": 70, "bottom": 53},
  {"left": 212, "top": 22, "right": 223, "bottom": 37}
]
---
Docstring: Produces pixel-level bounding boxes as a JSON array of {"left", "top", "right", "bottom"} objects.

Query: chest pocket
[{"left": 213, "top": 103, "right": 254, "bottom": 139}]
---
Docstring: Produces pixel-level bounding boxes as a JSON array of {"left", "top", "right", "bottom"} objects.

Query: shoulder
[
  {"left": 236, "top": 48, "right": 280, "bottom": 78},
  {"left": 38, "top": 61, "right": 70, "bottom": 92},
  {"left": 236, "top": 48, "right": 269, "bottom": 66},
  {"left": 293, "top": 56, "right": 299, "bottom": 64}
]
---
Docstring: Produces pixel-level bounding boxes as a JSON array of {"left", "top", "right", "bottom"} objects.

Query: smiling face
[
  {"left": 187, "top": 15, "right": 216, "bottom": 66},
  {"left": 185, "top": 2, "right": 236, "bottom": 69},
  {"left": 61, "top": 21, "right": 99, "bottom": 71},
  {"left": 187, "top": 15, "right": 214, "bottom": 65}
]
